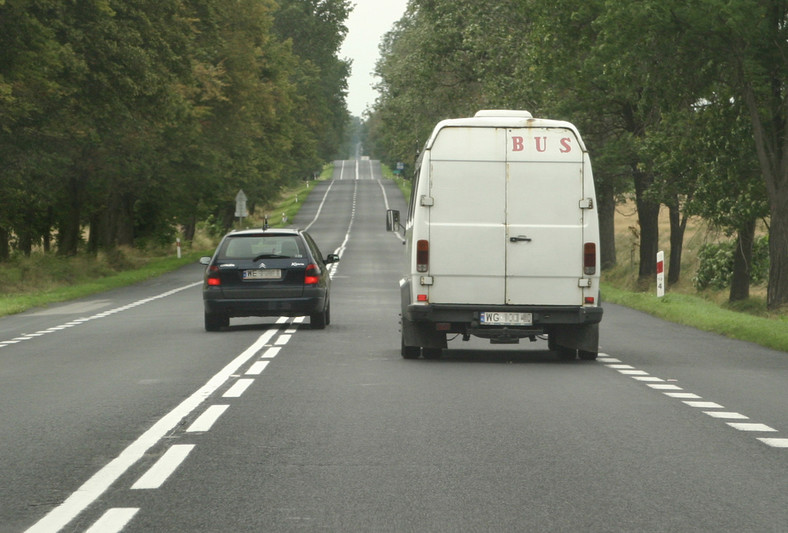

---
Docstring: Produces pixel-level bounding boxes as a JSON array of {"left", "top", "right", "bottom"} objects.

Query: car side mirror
[
  {"left": 386, "top": 209, "right": 403, "bottom": 232},
  {"left": 199, "top": 256, "right": 211, "bottom": 265},
  {"left": 326, "top": 253, "right": 340, "bottom": 264}
]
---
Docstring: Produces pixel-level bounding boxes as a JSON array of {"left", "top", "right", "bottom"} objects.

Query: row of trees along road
[
  {"left": 0, "top": 0, "right": 352, "bottom": 258},
  {"left": 366, "top": 0, "right": 788, "bottom": 310}
]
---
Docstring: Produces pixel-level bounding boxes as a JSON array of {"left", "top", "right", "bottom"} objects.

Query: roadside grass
[
  {"left": 601, "top": 282, "right": 788, "bottom": 352},
  {"left": 0, "top": 250, "right": 206, "bottom": 317},
  {"left": 0, "top": 167, "right": 330, "bottom": 318}
]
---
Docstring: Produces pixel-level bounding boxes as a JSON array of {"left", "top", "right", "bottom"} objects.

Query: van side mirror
[
  {"left": 325, "top": 253, "right": 340, "bottom": 264},
  {"left": 199, "top": 256, "right": 211, "bottom": 265},
  {"left": 386, "top": 209, "right": 401, "bottom": 232}
]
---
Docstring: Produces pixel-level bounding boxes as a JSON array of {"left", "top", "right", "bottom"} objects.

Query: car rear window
[{"left": 220, "top": 235, "right": 305, "bottom": 260}]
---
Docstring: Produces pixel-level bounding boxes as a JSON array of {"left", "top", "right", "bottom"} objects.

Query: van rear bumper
[{"left": 405, "top": 303, "right": 603, "bottom": 327}]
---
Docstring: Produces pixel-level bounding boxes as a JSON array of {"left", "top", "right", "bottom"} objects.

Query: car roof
[{"left": 224, "top": 228, "right": 302, "bottom": 237}]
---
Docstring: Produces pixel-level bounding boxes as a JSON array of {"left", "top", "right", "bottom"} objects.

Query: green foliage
[
  {"left": 694, "top": 237, "right": 770, "bottom": 290},
  {"left": 0, "top": 0, "right": 351, "bottom": 259}
]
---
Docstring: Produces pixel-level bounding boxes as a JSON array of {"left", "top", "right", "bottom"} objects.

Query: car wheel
[
  {"left": 578, "top": 350, "right": 598, "bottom": 361},
  {"left": 325, "top": 301, "right": 331, "bottom": 325},
  {"left": 310, "top": 307, "right": 327, "bottom": 330},
  {"left": 204, "top": 312, "right": 226, "bottom": 332}
]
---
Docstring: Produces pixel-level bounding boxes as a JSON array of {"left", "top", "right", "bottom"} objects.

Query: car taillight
[
  {"left": 305, "top": 264, "right": 320, "bottom": 285},
  {"left": 206, "top": 265, "right": 221, "bottom": 286},
  {"left": 583, "top": 242, "right": 596, "bottom": 275},
  {"left": 416, "top": 240, "right": 429, "bottom": 273}
]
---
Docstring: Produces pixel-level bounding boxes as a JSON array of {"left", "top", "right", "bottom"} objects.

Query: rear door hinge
[
  {"left": 420, "top": 195, "right": 434, "bottom": 207},
  {"left": 579, "top": 198, "right": 594, "bottom": 209},
  {"left": 578, "top": 278, "right": 592, "bottom": 288}
]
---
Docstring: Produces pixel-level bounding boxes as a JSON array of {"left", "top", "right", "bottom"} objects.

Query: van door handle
[{"left": 509, "top": 235, "right": 532, "bottom": 243}]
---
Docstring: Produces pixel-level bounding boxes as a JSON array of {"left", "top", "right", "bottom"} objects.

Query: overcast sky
[{"left": 340, "top": 0, "right": 409, "bottom": 117}]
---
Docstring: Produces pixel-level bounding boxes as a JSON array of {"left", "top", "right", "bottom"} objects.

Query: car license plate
[
  {"left": 480, "top": 312, "right": 533, "bottom": 326},
  {"left": 243, "top": 269, "right": 281, "bottom": 280}
]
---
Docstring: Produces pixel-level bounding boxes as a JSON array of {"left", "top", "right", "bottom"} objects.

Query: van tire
[
  {"left": 578, "top": 350, "right": 598, "bottom": 361},
  {"left": 401, "top": 337, "right": 420, "bottom": 359},
  {"left": 556, "top": 347, "right": 577, "bottom": 360},
  {"left": 422, "top": 347, "right": 442, "bottom": 359}
]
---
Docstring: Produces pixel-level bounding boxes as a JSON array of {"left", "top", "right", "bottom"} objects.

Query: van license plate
[
  {"left": 480, "top": 312, "right": 533, "bottom": 326},
  {"left": 243, "top": 269, "right": 281, "bottom": 280}
]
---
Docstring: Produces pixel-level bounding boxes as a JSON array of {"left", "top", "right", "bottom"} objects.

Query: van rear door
[
  {"left": 427, "top": 127, "right": 507, "bottom": 305},
  {"left": 505, "top": 127, "right": 585, "bottom": 305}
]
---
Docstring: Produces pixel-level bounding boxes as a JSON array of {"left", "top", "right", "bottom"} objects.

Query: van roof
[{"left": 424, "top": 110, "right": 586, "bottom": 152}]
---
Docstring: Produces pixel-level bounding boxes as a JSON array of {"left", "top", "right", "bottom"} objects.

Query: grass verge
[
  {"left": 601, "top": 282, "right": 788, "bottom": 352},
  {"left": 0, "top": 167, "right": 331, "bottom": 318},
  {"left": 0, "top": 251, "right": 206, "bottom": 317}
]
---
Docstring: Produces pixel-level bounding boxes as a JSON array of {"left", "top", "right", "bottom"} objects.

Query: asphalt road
[{"left": 2, "top": 160, "right": 786, "bottom": 532}]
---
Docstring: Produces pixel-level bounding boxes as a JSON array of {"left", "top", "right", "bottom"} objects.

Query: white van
[{"left": 387, "top": 110, "right": 602, "bottom": 360}]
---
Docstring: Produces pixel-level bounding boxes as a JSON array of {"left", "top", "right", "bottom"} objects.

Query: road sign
[{"left": 235, "top": 190, "right": 248, "bottom": 218}]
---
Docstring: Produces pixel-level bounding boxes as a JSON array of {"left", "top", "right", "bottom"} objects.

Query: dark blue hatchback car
[{"left": 200, "top": 228, "right": 338, "bottom": 331}]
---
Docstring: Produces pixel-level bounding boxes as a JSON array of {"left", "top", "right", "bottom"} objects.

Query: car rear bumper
[
  {"left": 204, "top": 294, "right": 326, "bottom": 318},
  {"left": 405, "top": 303, "right": 603, "bottom": 328}
]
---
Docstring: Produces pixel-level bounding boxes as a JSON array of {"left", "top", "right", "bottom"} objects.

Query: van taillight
[
  {"left": 583, "top": 243, "right": 596, "bottom": 275},
  {"left": 305, "top": 264, "right": 320, "bottom": 285},
  {"left": 416, "top": 240, "right": 429, "bottom": 272}
]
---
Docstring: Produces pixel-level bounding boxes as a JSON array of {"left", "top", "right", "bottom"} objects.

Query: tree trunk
[
  {"left": 766, "top": 194, "right": 788, "bottom": 309},
  {"left": 633, "top": 167, "right": 659, "bottom": 282},
  {"left": 57, "top": 176, "right": 83, "bottom": 256},
  {"left": 0, "top": 226, "right": 9, "bottom": 261},
  {"left": 667, "top": 197, "right": 687, "bottom": 285},
  {"left": 116, "top": 193, "right": 136, "bottom": 246},
  {"left": 597, "top": 188, "right": 617, "bottom": 270},
  {"left": 730, "top": 218, "right": 756, "bottom": 302}
]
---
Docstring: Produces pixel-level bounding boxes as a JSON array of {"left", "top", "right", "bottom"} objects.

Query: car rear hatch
[{"left": 213, "top": 235, "right": 307, "bottom": 299}]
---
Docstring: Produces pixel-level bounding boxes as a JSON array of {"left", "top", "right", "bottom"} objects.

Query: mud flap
[
  {"left": 402, "top": 316, "right": 447, "bottom": 349},
  {"left": 550, "top": 323, "right": 599, "bottom": 353}
]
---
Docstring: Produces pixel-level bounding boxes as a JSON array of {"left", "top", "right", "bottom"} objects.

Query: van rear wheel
[
  {"left": 401, "top": 337, "right": 420, "bottom": 359},
  {"left": 578, "top": 350, "right": 598, "bottom": 361},
  {"left": 422, "top": 347, "right": 442, "bottom": 359}
]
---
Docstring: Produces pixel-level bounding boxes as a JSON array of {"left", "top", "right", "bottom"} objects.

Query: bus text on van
[{"left": 511, "top": 136, "right": 572, "bottom": 153}]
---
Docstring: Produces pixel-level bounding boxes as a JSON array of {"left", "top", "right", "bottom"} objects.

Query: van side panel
[{"left": 427, "top": 127, "right": 507, "bottom": 305}]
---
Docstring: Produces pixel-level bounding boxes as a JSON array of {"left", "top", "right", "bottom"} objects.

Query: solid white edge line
[
  {"left": 186, "top": 405, "right": 230, "bottom": 433},
  {"left": 25, "top": 327, "right": 278, "bottom": 533},
  {"left": 84, "top": 508, "right": 140, "bottom": 533},
  {"left": 303, "top": 179, "right": 336, "bottom": 232},
  {"left": 131, "top": 444, "right": 195, "bottom": 490}
]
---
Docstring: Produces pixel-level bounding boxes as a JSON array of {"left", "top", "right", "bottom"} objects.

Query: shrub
[{"left": 693, "top": 236, "right": 769, "bottom": 290}]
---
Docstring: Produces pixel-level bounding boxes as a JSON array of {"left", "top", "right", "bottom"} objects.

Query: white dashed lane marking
[{"left": 599, "top": 353, "right": 786, "bottom": 449}]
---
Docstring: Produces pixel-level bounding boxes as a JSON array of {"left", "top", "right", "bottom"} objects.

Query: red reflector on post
[
  {"left": 583, "top": 242, "right": 596, "bottom": 275},
  {"left": 416, "top": 239, "right": 429, "bottom": 273}
]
